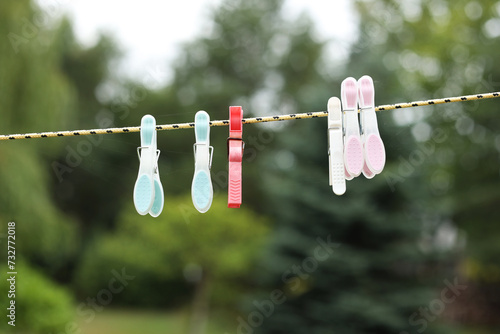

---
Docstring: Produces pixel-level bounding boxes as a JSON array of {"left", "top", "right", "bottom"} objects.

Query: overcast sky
[{"left": 36, "top": 0, "right": 357, "bottom": 84}]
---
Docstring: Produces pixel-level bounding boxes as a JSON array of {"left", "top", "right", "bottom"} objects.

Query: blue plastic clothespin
[
  {"left": 133, "top": 115, "right": 164, "bottom": 217},
  {"left": 191, "top": 111, "right": 213, "bottom": 213}
]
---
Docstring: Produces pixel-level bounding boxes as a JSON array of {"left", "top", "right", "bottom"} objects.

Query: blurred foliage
[
  {"left": 74, "top": 195, "right": 269, "bottom": 308},
  {"left": 354, "top": 0, "right": 500, "bottom": 325},
  {"left": 0, "top": 0, "right": 79, "bottom": 275},
  {"left": 0, "top": 261, "right": 74, "bottom": 334},
  {"left": 355, "top": 0, "right": 500, "bottom": 269},
  {"left": 0, "top": 1, "right": 126, "bottom": 331},
  {"left": 50, "top": 20, "right": 135, "bottom": 231}
]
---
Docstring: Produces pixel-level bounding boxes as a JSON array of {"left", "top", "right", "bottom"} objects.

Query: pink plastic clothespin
[
  {"left": 341, "top": 77, "right": 364, "bottom": 180},
  {"left": 358, "top": 75, "right": 386, "bottom": 178},
  {"left": 228, "top": 106, "right": 244, "bottom": 208}
]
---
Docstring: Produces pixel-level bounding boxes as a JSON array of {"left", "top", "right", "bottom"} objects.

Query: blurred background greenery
[{"left": 0, "top": 0, "right": 499, "bottom": 333}]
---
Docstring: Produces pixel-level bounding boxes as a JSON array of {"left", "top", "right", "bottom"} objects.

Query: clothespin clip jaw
[
  {"left": 228, "top": 106, "right": 244, "bottom": 208},
  {"left": 192, "top": 111, "right": 214, "bottom": 213},
  {"left": 328, "top": 97, "right": 346, "bottom": 195},
  {"left": 358, "top": 75, "right": 385, "bottom": 178},
  {"left": 341, "top": 77, "right": 364, "bottom": 180},
  {"left": 134, "top": 115, "right": 164, "bottom": 217}
]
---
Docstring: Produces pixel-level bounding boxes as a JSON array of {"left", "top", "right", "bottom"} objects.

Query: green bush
[
  {"left": 0, "top": 261, "right": 75, "bottom": 334},
  {"left": 73, "top": 230, "right": 191, "bottom": 307},
  {"left": 73, "top": 195, "right": 270, "bottom": 308}
]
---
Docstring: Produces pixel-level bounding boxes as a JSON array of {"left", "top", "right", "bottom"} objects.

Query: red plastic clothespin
[{"left": 228, "top": 106, "right": 244, "bottom": 208}]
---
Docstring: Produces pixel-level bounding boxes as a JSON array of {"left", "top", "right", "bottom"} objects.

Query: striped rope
[{"left": 0, "top": 92, "right": 498, "bottom": 141}]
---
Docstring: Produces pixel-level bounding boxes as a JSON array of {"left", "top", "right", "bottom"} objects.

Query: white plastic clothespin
[
  {"left": 341, "top": 77, "right": 364, "bottom": 180},
  {"left": 358, "top": 75, "right": 386, "bottom": 178},
  {"left": 133, "top": 115, "right": 164, "bottom": 217},
  {"left": 328, "top": 97, "right": 346, "bottom": 195},
  {"left": 192, "top": 111, "right": 214, "bottom": 213}
]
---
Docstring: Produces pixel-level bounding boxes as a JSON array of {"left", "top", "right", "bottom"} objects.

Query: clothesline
[{"left": 0, "top": 91, "right": 498, "bottom": 141}]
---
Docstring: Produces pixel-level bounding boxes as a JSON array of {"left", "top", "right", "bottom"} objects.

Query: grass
[
  {"left": 78, "top": 308, "right": 233, "bottom": 334},
  {"left": 77, "top": 308, "right": 500, "bottom": 334},
  {"left": 458, "top": 326, "right": 499, "bottom": 334}
]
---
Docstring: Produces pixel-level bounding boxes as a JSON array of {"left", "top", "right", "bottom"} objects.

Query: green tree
[
  {"left": 50, "top": 19, "right": 133, "bottom": 232},
  {"left": 0, "top": 0, "right": 79, "bottom": 275},
  {"left": 355, "top": 0, "right": 500, "bottom": 326},
  {"left": 0, "top": 2, "right": 83, "bottom": 332}
]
